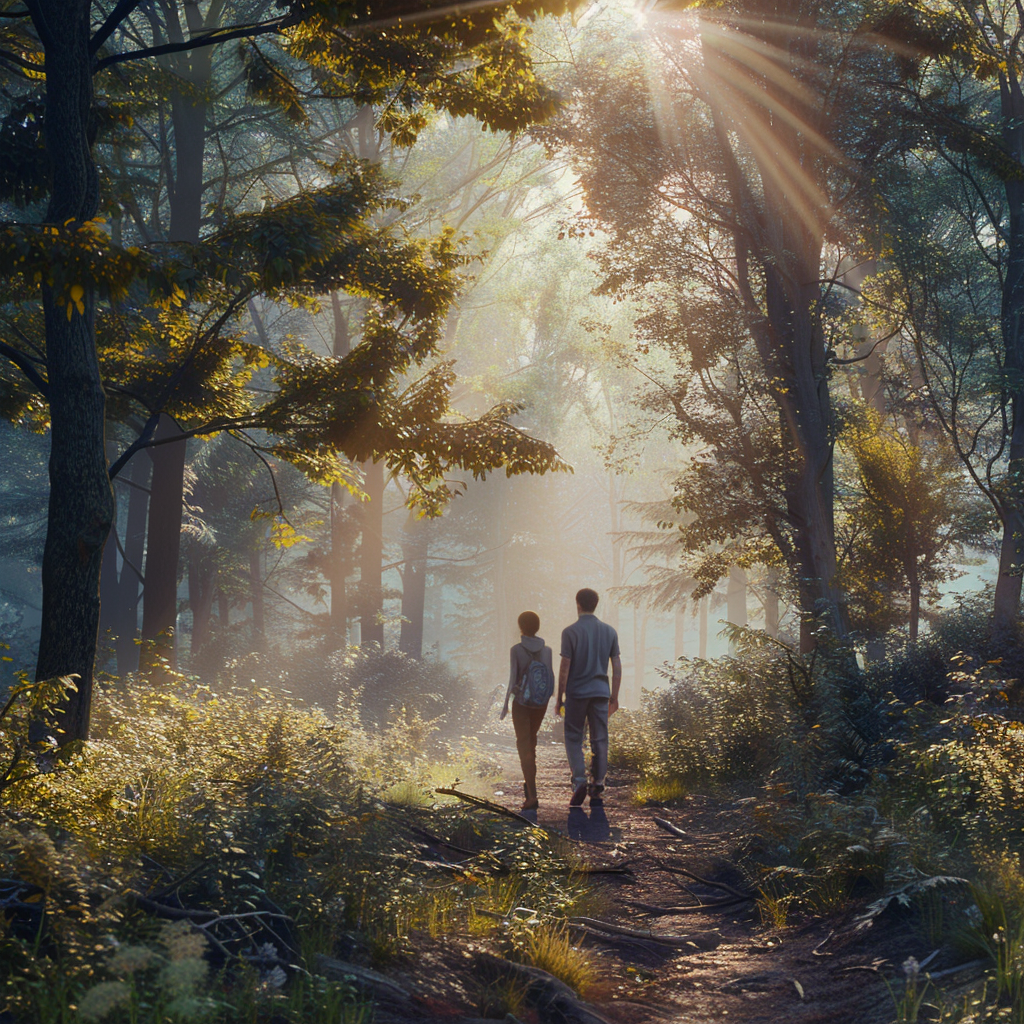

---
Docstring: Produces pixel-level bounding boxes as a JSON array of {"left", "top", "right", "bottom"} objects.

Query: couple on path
[{"left": 500, "top": 588, "right": 622, "bottom": 811}]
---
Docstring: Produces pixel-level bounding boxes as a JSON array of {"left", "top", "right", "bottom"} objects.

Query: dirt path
[{"left": 474, "top": 738, "right": 917, "bottom": 1024}]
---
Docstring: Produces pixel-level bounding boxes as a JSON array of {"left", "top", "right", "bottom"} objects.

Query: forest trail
[{"left": 443, "top": 737, "right": 921, "bottom": 1024}]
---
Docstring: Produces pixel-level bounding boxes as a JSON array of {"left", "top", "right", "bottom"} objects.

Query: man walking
[{"left": 557, "top": 587, "right": 622, "bottom": 807}]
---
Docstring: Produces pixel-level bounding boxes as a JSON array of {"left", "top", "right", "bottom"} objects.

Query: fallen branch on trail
[
  {"left": 626, "top": 898, "right": 746, "bottom": 916},
  {"left": 434, "top": 787, "right": 545, "bottom": 827},
  {"left": 653, "top": 860, "right": 755, "bottom": 902},
  {"left": 567, "top": 915, "right": 722, "bottom": 950},
  {"left": 653, "top": 816, "right": 691, "bottom": 840},
  {"left": 577, "top": 860, "right": 637, "bottom": 877}
]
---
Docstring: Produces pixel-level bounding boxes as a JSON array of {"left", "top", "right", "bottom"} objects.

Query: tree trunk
[
  {"left": 674, "top": 608, "right": 686, "bottom": 661},
  {"left": 188, "top": 550, "right": 215, "bottom": 658},
  {"left": 358, "top": 460, "right": 386, "bottom": 648},
  {"left": 33, "top": 1, "right": 113, "bottom": 742},
  {"left": 909, "top": 569, "right": 921, "bottom": 643},
  {"left": 138, "top": 8, "right": 213, "bottom": 660},
  {"left": 727, "top": 566, "right": 747, "bottom": 624},
  {"left": 329, "top": 484, "right": 350, "bottom": 644},
  {"left": 994, "top": 72, "right": 1024, "bottom": 636},
  {"left": 329, "top": 293, "right": 351, "bottom": 645},
  {"left": 399, "top": 512, "right": 429, "bottom": 659},
  {"left": 218, "top": 591, "right": 230, "bottom": 632},
  {"left": 101, "top": 455, "right": 149, "bottom": 676},
  {"left": 631, "top": 607, "right": 647, "bottom": 708},
  {"left": 250, "top": 546, "right": 264, "bottom": 646},
  {"left": 698, "top": 598, "right": 708, "bottom": 660},
  {"left": 763, "top": 569, "right": 780, "bottom": 639},
  {"left": 140, "top": 414, "right": 187, "bottom": 669},
  {"left": 703, "top": 54, "right": 847, "bottom": 652}
]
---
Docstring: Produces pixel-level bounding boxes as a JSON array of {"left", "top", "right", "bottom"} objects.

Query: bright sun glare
[{"left": 632, "top": 0, "right": 855, "bottom": 241}]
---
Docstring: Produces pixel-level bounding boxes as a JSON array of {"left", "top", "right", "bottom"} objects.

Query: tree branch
[
  {"left": 94, "top": 13, "right": 297, "bottom": 70},
  {"left": 0, "top": 338, "right": 49, "bottom": 398},
  {"left": 89, "top": 0, "right": 144, "bottom": 56}
]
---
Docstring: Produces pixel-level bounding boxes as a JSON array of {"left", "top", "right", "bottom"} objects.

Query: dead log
[
  {"left": 567, "top": 916, "right": 721, "bottom": 950},
  {"left": 625, "top": 898, "right": 746, "bottom": 916}
]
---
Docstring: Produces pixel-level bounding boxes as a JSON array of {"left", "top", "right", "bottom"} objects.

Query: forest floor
[{"left": 364, "top": 736, "right": 990, "bottom": 1024}]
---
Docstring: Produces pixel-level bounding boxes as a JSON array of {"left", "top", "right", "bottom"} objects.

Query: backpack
[{"left": 515, "top": 645, "right": 554, "bottom": 708}]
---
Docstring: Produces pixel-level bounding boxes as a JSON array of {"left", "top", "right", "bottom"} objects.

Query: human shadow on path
[{"left": 567, "top": 805, "right": 620, "bottom": 843}]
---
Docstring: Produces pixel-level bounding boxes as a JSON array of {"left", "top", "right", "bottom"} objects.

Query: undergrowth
[
  {"left": 611, "top": 600, "right": 1024, "bottom": 1020},
  {"left": 0, "top": 668, "right": 589, "bottom": 1024}
]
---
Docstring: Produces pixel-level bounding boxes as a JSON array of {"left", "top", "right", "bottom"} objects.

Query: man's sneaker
[
  {"left": 589, "top": 783, "right": 605, "bottom": 807},
  {"left": 569, "top": 783, "right": 588, "bottom": 807}
]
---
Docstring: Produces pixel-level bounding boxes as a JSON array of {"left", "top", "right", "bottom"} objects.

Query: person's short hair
[
  {"left": 518, "top": 610, "right": 540, "bottom": 636},
  {"left": 576, "top": 588, "right": 599, "bottom": 613}
]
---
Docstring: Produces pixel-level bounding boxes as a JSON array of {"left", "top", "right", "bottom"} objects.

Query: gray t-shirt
[{"left": 560, "top": 614, "right": 620, "bottom": 699}]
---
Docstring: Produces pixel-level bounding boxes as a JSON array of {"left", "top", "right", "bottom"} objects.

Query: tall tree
[
  {"left": 0, "top": 0, "right": 576, "bottom": 739},
  {"left": 547, "top": 1, "right": 910, "bottom": 649}
]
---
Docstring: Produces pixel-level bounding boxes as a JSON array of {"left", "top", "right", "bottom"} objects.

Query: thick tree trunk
[
  {"left": 100, "top": 455, "right": 149, "bottom": 676},
  {"left": 698, "top": 598, "right": 708, "bottom": 659},
  {"left": 33, "top": 1, "right": 113, "bottom": 742},
  {"left": 704, "top": 52, "right": 847, "bottom": 652},
  {"left": 140, "top": 414, "right": 187, "bottom": 669},
  {"left": 358, "top": 460, "right": 386, "bottom": 648},
  {"left": 994, "top": 73, "right": 1024, "bottom": 635},
  {"left": 399, "top": 512, "right": 429, "bottom": 659},
  {"left": 218, "top": 591, "right": 230, "bottom": 632}
]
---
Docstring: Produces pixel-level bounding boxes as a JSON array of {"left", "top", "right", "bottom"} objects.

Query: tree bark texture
[
  {"left": 358, "top": 460, "right": 385, "bottom": 648},
  {"left": 32, "top": 0, "right": 114, "bottom": 741},
  {"left": 399, "top": 512, "right": 428, "bottom": 659},
  {"left": 994, "top": 71, "right": 1024, "bottom": 635},
  {"left": 140, "top": 414, "right": 187, "bottom": 668},
  {"left": 99, "top": 455, "right": 149, "bottom": 676}
]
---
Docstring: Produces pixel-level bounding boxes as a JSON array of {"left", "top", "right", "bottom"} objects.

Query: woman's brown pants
[{"left": 511, "top": 701, "right": 547, "bottom": 800}]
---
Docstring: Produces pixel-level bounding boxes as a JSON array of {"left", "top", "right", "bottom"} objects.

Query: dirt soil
[{"left": 377, "top": 738, "right": 988, "bottom": 1024}]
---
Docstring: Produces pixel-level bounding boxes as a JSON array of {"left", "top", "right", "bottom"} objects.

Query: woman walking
[{"left": 501, "top": 610, "right": 554, "bottom": 811}]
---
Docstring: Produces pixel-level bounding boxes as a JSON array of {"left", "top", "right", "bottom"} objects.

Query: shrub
[{"left": 329, "top": 647, "right": 483, "bottom": 740}]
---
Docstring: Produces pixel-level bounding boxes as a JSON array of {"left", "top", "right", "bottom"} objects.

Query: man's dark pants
[{"left": 562, "top": 695, "right": 609, "bottom": 790}]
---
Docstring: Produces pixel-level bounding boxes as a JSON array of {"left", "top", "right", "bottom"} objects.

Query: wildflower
[
  {"left": 78, "top": 981, "right": 131, "bottom": 1021},
  {"left": 263, "top": 966, "right": 288, "bottom": 990},
  {"left": 109, "top": 944, "right": 156, "bottom": 976},
  {"left": 160, "top": 920, "right": 207, "bottom": 961},
  {"left": 902, "top": 956, "right": 920, "bottom": 980},
  {"left": 159, "top": 958, "right": 208, "bottom": 995}
]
